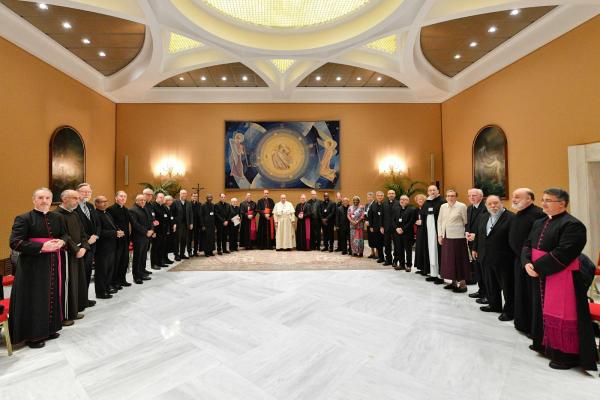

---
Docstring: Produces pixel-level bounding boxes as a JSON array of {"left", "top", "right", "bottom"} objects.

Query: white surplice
[{"left": 273, "top": 201, "right": 296, "bottom": 249}]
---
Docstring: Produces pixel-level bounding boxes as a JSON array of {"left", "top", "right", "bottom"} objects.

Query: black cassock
[
  {"left": 509, "top": 204, "right": 545, "bottom": 333},
  {"left": 413, "top": 207, "right": 427, "bottom": 271},
  {"left": 239, "top": 200, "right": 257, "bottom": 249},
  {"left": 55, "top": 207, "right": 90, "bottom": 320},
  {"left": 295, "top": 202, "right": 311, "bottom": 251},
  {"left": 201, "top": 202, "right": 216, "bottom": 255},
  {"left": 256, "top": 197, "right": 275, "bottom": 249},
  {"left": 418, "top": 196, "right": 445, "bottom": 276},
  {"left": 522, "top": 212, "right": 598, "bottom": 370},
  {"left": 9, "top": 210, "right": 67, "bottom": 344}
]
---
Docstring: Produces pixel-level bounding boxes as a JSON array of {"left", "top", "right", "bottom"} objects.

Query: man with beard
[
  {"left": 93, "top": 195, "right": 120, "bottom": 299},
  {"left": 319, "top": 193, "right": 336, "bottom": 252},
  {"left": 107, "top": 191, "right": 131, "bottom": 288},
  {"left": 473, "top": 195, "right": 515, "bottom": 320},
  {"left": 510, "top": 188, "right": 545, "bottom": 334},
  {"left": 367, "top": 191, "right": 385, "bottom": 263},
  {"left": 466, "top": 188, "right": 488, "bottom": 303},
  {"left": 395, "top": 195, "right": 417, "bottom": 271},
  {"left": 421, "top": 185, "right": 445, "bottom": 284},
  {"left": 239, "top": 193, "right": 257, "bottom": 249},
  {"left": 54, "top": 190, "right": 90, "bottom": 325},
  {"left": 8, "top": 188, "right": 67, "bottom": 348},
  {"left": 129, "top": 194, "right": 154, "bottom": 284},
  {"left": 201, "top": 194, "right": 216, "bottom": 256},
  {"left": 335, "top": 197, "right": 350, "bottom": 255},
  {"left": 150, "top": 192, "right": 169, "bottom": 269},
  {"left": 256, "top": 190, "right": 275, "bottom": 250},
  {"left": 306, "top": 190, "right": 321, "bottom": 250},
  {"left": 75, "top": 183, "right": 100, "bottom": 307}
]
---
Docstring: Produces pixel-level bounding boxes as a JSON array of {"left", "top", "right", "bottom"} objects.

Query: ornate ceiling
[{"left": 0, "top": 0, "right": 599, "bottom": 103}]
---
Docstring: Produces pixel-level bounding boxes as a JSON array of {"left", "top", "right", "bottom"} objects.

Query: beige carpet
[{"left": 169, "top": 250, "right": 392, "bottom": 271}]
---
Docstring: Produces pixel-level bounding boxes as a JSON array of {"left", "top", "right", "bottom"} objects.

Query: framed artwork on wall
[
  {"left": 473, "top": 125, "right": 508, "bottom": 198},
  {"left": 50, "top": 126, "right": 85, "bottom": 203},
  {"left": 225, "top": 121, "right": 340, "bottom": 190}
]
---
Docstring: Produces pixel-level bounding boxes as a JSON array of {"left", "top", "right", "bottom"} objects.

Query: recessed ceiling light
[
  {"left": 38, "top": 3, "right": 48, "bottom": 10},
  {"left": 510, "top": 9, "right": 520, "bottom": 16},
  {"left": 315, "top": 76, "right": 321, "bottom": 81},
  {"left": 356, "top": 77, "right": 362, "bottom": 81},
  {"left": 179, "top": 76, "right": 184, "bottom": 81},
  {"left": 200, "top": 76, "right": 207, "bottom": 81},
  {"left": 82, "top": 38, "right": 91, "bottom": 45},
  {"left": 376, "top": 76, "right": 382, "bottom": 81},
  {"left": 242, "top": 75, "right": 248, "bottom": 81},
  {"left": 469, "top": 41, "right": 478, "bottom": 48},
  {"left": 98, "top": 51, "right": 106, "bottom": 57},
  {"left": 336, "top": 76, "right": 341, "bottom": 81},
  {"left": 221, "top": 76, "right": 227, "bottom": 81},
  {"left": 62, "top": 21, "right": 72, "bottom": 29},
  {"left": 488, "top": 26, "right": 497, "bottom": 33},
  {"left": 454, "top": 54, "right": 461, "bottom": 60}
]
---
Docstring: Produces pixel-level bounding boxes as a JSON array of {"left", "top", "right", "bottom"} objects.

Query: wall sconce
[
  {"left": 155, "top": 157, "right": 186, "bottom": 179},
  {"left": 378, "top": 155, "right": 407, "bottom": 176}
]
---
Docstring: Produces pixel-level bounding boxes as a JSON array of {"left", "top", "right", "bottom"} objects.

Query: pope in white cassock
[{"left": 273, "top": 194, "right": 295, "bottom": 250}]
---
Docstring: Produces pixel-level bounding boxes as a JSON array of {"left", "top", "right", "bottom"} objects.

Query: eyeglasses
[{"left": 541, "top": 199, "right": 563, "bottom": 204}]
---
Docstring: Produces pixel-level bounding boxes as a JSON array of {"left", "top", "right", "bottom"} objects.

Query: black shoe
[
  {"left": 164, "top": 260, "right": 174, "bottom": 265},
  {"left": 97, "top": 293, "right": 113, "bottom": 299},
  {"left": 480, "top": 306, "right": 500, "bottom": 313},
  {"left": 468, "top": 291, "right": 483, "bottom": 299},
  {"left": 48, "top": 332, "right": 60, "bottom": 340},
  {"left": 334, "top": 248, "right": 341, "bottom": 252},
  {"left": 26, "top": 340, "right": 45, "bottom": 349},
  {"left": 341, "top": 252, "right": 348, "bottom": 255},
  {"left": 143, "top": 270, "right": 153, "bottom": 275},
  {"left": 321, "top": 248, "right": 328, "bottom": 252},
  {"left": 217, "top": 251, "right": 223, "bottom": 255},
  {"left": 181, "top": 255, "right": 189, "bottom": 259},
  {"left": 113, "top": 285, "right": 123, "bottom": 291},
  {"left": 418, "top": 270, "right": 427, "bottom": 276},
  {"left": 476, "top": 298, "right": 489, "bottom": 305},
  {"left": 368, "top": 255, "right": 376, "bottom": 259},
  {"left": 134, "top": 279, "right": 143, "bottom": 284},
  {"left": 107, "top": 288, "right": 118, "bottom": 294},
  {"left": 453, "top": 287, "right": 467, "bottom": 293},
  {"left": 223, "top": 250, "right": 231, "bottom": 254},
  {"left": 376, "top": 259, "right": 385, "bottom": 263},
  {"left": 465, "top": 280, "right": 477, "bottom": 286},
  {"left": 549, "top": 361, "right": 575, "bottom": 370},
  {"left": 329, "top": 249, "right": 333, "bottom": 252},
  {"left": 87, "top": 300, "right": 96, "bottom": 307},
  {"left": 498, "top": 313, "right": 514, "bottom": 322},
  {"left": 443, "top": 284, "right": 455, "bottom": 290},
  {"left": 175, "top": 257, "right": 181, "bottom": 261},
  {"left": 529, "top": 344, "right": 545, "bottom": 354},
  {"left": 151, "top": 265, "right": 161, "bottom": 270},
  {"left": 433, "top": 278, "right": 445, "bottom": 285},
  {"left": 383, "top": 262, "right": 393, "bottom": 266},
  {"left": 120, "top": 281, "right": 132, "bottom": 287},
  {"left": 425, "top": 276, "right": 437, "bottom": 282},
  {"left": 141, "top": 276, "right": 151, "bottom": 281}
]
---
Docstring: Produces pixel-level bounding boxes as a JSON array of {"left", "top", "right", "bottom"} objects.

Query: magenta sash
[
  {"left": 305, "top": 217, "right": 311, "bottom": 249},
  {"left": 30, "top": 238, "right": 63, "bottom": 320},
  {"left": 532, "top": 248, "right": 580, "bottom": 354},
  {"left": 248, "top": 211, "right": 257, "bottom": 241}
]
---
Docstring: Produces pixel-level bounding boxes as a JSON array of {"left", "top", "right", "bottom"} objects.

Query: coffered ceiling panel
[
  {"left": 155, "top": 62, "right": 268, "bottom": 87},
  {"left": 0, "top": 0, "right": 145, "bottom": 76},
  {"left": 298, "top": 63, "right": 406, "bottom": 88},
  {"left": 420, "top": 6, "right": 556, "bottom": 78}
]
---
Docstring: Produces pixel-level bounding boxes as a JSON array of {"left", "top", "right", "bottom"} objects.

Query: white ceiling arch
[{"left": 1, "top": 0, "right": 599, "bottom": 103}]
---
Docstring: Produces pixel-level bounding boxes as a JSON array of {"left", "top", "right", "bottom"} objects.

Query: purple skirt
[{"left": 440, "top": 238, "right": 470, "bottom": 281}]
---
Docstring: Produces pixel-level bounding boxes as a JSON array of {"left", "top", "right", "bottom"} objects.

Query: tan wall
[
  {"left": 442, "top": 15, "right": 600, "bottom": 203},
  {"left": 0, "top": 37, "right": 115, "bottom": 258},
  {"left": 115, "top": 103, "right": 442, "bottom": 205}
]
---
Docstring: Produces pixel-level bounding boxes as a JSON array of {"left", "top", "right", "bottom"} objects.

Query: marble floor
[{"left": 1, "top": 254, "right": 599, "bottom": 400}]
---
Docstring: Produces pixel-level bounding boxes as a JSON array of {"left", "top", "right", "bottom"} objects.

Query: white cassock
[{"left": 273, "top": 201, "right": 296, "bottom": 249}]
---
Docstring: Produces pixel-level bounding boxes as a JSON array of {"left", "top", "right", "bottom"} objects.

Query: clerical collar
[
  {"left": 548, "top": 211, "right": 567, "bottom": 220},
  {"left": 473, "top": 202, "right": 481, "bottom": 209},
  {"left": 59, "top": 205, "right": 73, "bottom": 213},
  {"left": 34, "top": 208, "right": 49, "bottom": 214}
]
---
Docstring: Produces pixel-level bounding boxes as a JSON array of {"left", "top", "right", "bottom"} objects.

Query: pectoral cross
[{"left": 193, "top": 183, "right": 204, "bottom": 195}]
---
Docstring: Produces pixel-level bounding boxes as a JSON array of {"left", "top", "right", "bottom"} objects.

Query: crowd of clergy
[{"left": 2, "top": 182, "right": 598, "bottom": 372}]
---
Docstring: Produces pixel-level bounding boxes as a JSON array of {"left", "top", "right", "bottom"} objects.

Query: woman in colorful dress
[{"left": 347, "top": 196, "right": 365, "bottom": 257}]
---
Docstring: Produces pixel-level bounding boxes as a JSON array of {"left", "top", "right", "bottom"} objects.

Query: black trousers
[
  {"left": 132, "top": 238, "right": 149, "bottom": 280},
  {"left": 177, "top": 225, "right": 189, "bottom": 258},
  {"left": 83, "top": 244, "right": 95, "bottom": 288},
  {"left": 192, "top": 227, "right": 203, "bottom": 255},
  {"left": 397, "top": 234, "right": 414, "bottom": 267},
  {"left": 322, "top": 221, "right": 334, "bottom": 249},
  {"left": 310, "top": 218, "right": 321, "bottom": 249},
  {"left": 94, "top": 248, "right": 115, "bottom": 295},
  {"left": 514, "top": 258, "right": 533, "bottom": 333},
  {"left": 473, "top": 259, "right": 487, "bottom": 296},
  {"left": 384, "top": 229, "right": 399, "bottom": 263},
  {"left": 485, "top": 263, "right": 515, "bottom": 315},
  {"left": 216, "top": 224, "right": 229, "bottom": 252},
  {"left": 337, "top": 228, "right": 350, "bottom": 253},
  {"left": 150, "top": 233, "right": 166, "bottom": 266},
  {"left": 112, "top": 237, "right": 129, "bottom": 285},
  {"left": 229, "top": 225, "right": 239, "bottom": 251}
]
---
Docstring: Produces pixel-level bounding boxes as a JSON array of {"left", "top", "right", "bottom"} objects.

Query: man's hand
[
  {"left": 224, "top": 221, "right": 229, "bottom": 226},
  {"left": 153, "top": 220, "right": 160, "bottom": 226},
  {"left": 116, "top": 230, "right": 125, "bottom": 238},
  {"left": 146, "top": 230, "right": 154, "bottom": 237},
  {"left": 41, "top": 240, "right": 61, "bottom": 252},
  {"left": 365, "top": 221, "right": 369, "bottom": 227},
  {"left": 379, "top": 227, "right": 384, "bottom": 234},
  {"left": 76, "top": 247, "right": 86, "bottom": 258},
  {"left": 525, "top": 263, "right": 539, "bottom": 277},
  {"left": 189, "top": 224, "right": 194, "bottom": 230},
  {"left": 415, "top": 220, "right": 422, "bottom": 226},
  {"left": 87, "top": 235, "right": 98, "bottom": 245},
  {"left": 173, "top": 224, "right": 177, "bottom": 232},
  {"left": 438, "top": 236, "right": 443, "bottom": 246},
  {"left": 396, "top": 228, "right": 403, "bottom": 235},
  {"left": 471, "top": 250, "right": 478, "bottom": 260}
]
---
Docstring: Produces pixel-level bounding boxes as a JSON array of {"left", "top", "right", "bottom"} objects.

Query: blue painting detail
[{"left": 225, "top": 121, "right": 340, "bottom": 189}]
